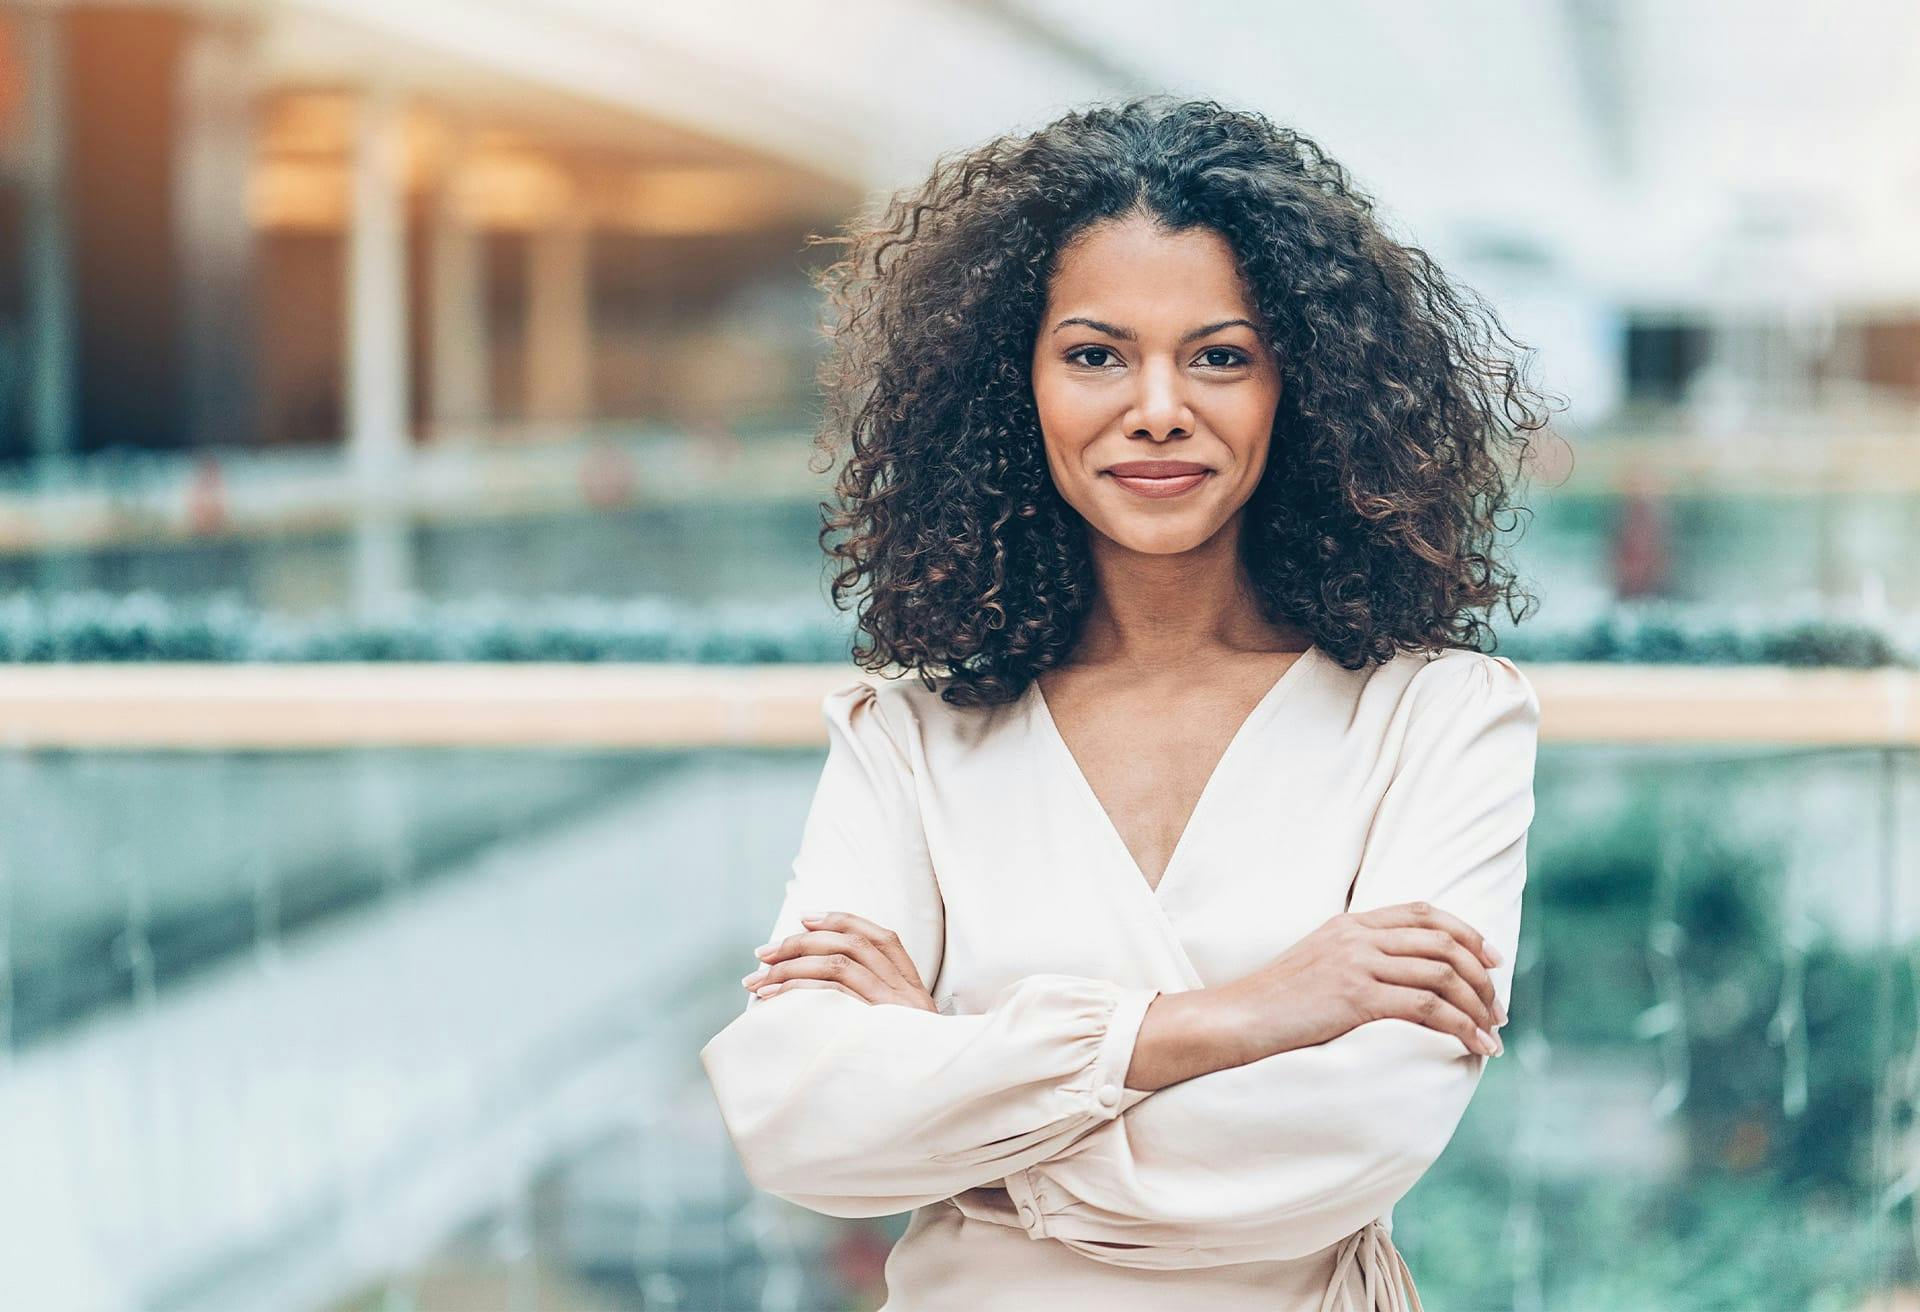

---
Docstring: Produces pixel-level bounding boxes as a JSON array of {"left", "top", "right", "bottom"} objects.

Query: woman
[{"left": 701, "top": 96, "right": 1552, "bottom": 1310}]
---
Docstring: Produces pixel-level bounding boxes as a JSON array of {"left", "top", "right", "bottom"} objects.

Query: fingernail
[
  {"left": 742, "top": 967, "right": 768, "bottom": 985},
  {"left": 1494, "top": 1003, "right": 1508, "bottom": 1026},
  {"left": 1485, "top": 944, "right": 1503, "bottom": 966},
  {"left": 754, "top": 983, "right": 783, "bottom": 997},
  {"left": 1474, "top": 1027, "right": 1497, "bottom": 1056},
  {"left": 753, "top": 944, "right": 775, "bottom": 959},
  {"left": 797, "top": 909, "right": 828, "bottom": 921}
]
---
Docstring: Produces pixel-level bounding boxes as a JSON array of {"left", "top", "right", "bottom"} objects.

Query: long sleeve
[
  {"left": 1000, "top": 652, "right": 1540, "bottom": 1269},
  {"left": 699, "top": 679, "right": 1162, "bottom": 1218}
]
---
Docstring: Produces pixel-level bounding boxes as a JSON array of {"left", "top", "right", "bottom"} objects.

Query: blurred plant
[
  {"left": 1396, "top": 751, "right": 1920, "bottom": 1311},
  {"left": 1494, "top": 595, "right": 1918, "bottom": 667},
  {"left": 0, "top": 591, "right": 1912, "bottom": 665},
  {"left": 0, "top": 590, "right": 857, "bottom": 662}
]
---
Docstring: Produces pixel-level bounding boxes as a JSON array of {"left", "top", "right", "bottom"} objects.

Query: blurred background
[{"left": 0, "top": 1, "right": 1916, "bottom": 1309}]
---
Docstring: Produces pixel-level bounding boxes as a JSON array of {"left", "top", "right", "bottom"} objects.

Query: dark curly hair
[{"left": 808, "top": 95, "right": 1558, "bottom": 709}]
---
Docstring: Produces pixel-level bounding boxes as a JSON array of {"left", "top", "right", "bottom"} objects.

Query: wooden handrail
[{"left": 0, "top": 662, "right": 1911, "bottom": 750}]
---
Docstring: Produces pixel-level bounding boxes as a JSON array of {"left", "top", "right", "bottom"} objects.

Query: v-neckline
[{"left": 1028, "top": 645, "right": 1322, "bottom": 902}]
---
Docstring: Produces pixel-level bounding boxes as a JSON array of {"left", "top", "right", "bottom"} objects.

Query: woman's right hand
[{"left": 1215, "top": 901, "right": 1507, "bottom": 1063}]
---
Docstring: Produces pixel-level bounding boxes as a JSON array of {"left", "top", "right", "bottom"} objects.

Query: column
[
  {"left": 427, "top": 124, "right": 487, "bottom": 443},
  {"left": 345, "top": 83, "right": 412, "bottom": 613},
  {"left": 522, "top": 202, "right": 591, "bottom": 437}
]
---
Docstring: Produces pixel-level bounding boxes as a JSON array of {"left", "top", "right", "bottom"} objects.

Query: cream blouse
[{"left": 700, "top": 643, "right": 1540, "bottom": 1310}]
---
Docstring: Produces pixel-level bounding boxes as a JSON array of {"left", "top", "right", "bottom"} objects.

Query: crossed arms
[{"left": 699, "top": 656, "right": 1538, "bottom": 1268}]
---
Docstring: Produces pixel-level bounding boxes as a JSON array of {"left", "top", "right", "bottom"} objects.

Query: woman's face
[{"left": 1030, "top": 213, "right": 1282, "bottom": 557}]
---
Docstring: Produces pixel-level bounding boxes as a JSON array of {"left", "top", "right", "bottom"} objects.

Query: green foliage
[
  {"left": 0, "top": 590, "right": 1914, "bottom": 664},
  {"left": 1403, "top": 1173, "right": 1894, "bottom": 1311},
  {"left": 1395, "top": 751, "right": 1920, "bottom": 1310},
  {"left": 1492, "top": 596, "right": 1918, "bottom": 667},
  {"left": 0, "top": 591, "right": 857, "bottom": 663}
]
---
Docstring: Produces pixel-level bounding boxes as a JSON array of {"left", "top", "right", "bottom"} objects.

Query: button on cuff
[
  {"left": 1004, "top": 1167, "right": 1047, "bottom": 1239},
  {"left": 1088, "top": 985, "right": 1158, "bottom": 1119}
]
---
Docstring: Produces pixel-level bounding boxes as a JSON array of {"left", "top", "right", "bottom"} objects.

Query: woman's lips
[{"left": 1108, "top": 470, "right": 1210, "bottom": 499}]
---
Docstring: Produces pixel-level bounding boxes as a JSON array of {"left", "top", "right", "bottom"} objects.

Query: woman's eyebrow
[{"left": 1051, "top": 316, "right": 1259, "bottom": 343}]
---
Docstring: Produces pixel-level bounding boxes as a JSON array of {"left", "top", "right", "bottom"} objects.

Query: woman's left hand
[{"left": 741, "top": 910, "right": 937, "bottom": 1010}]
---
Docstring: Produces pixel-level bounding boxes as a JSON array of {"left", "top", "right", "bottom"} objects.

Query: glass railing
[{"left": 1, "top": 669, "right": 1915, "bottom": 1310}]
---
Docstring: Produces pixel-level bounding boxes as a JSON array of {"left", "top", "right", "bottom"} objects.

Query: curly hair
[{"left": 807, "top": 95, "right": 1557, "bottom": 709}]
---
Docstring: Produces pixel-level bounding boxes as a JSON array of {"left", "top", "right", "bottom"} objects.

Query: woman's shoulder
[
  {"left": 1394, "top": 645, "right": 1540, "bottom": 733},
  {"left": 1398, "top": 643, "right": 1530, "bottom": 686},
  {"left": 820, "top": 670, "right": 945, "bottom": 717},
  {"left": 1333, "top": 644, "right": 1539, "bottom": 732},
  {"left": 818, "top": 669, "right": 1025, "bottom": 757}
]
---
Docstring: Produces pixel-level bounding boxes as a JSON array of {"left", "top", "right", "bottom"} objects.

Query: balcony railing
[{"left": 1, "top": 662, "right": 1913, "bottom": 1311}]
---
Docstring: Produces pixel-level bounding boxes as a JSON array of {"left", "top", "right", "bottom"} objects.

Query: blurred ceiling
[
  {"left": 1006, "top": 0, "right": 1920, "bottom": 308},
  {"left": 266, "top": 0, "right": 1920, "bottom": 308}
]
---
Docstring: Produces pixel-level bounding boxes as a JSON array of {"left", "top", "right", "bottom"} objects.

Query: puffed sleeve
[
  {"left": 699, "top": 679, "right": 1163, "bottom": 1218},
  {"left": 999, "top": 652, "right": 1540, "bottom": 1268}
]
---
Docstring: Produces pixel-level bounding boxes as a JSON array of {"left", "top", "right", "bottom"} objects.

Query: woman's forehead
[{"left": 1047, "top": 223, "right": 1255, "bottom": 321}]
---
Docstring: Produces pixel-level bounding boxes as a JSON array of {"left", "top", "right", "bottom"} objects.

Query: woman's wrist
[{"left": 1122, "top": 987, "right": 1261, "bottom": 1092}]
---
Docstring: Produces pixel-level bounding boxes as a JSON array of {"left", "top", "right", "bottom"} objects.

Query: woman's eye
[{"left": 1065, "top": 345, "right": 1249, "bottom": 370}]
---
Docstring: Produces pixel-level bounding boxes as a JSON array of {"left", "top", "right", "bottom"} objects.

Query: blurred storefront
[{"left": 1, "top": 2, "right": 857, "bottom": 461}]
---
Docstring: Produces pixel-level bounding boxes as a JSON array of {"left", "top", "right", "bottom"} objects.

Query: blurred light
[
  {"left": 607, "top": 166, "right": 792, "bottom": 235},
  {"left": 258, "top": 88, "right": 355, "bottom": 156},
  {"left": 250, "top": 94, "right": 450, "bottom": 231},
  {"left": 247, "top": 93, "right": 810, "bottom": 238},
  {"left": 455, "top": 142, "right": 576, "bottom": 231},
  {"left": 248, "top": 156, "right": 349, "bottom": 231}
]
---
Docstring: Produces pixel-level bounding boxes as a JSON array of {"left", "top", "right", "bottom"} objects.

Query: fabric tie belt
[{"left": 1319, "top": 1217, "right": 1425, "bottom": 1312}]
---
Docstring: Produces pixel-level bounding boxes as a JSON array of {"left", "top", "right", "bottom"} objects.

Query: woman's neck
[{"left": 1073, "top": 523, "right": 1309, "bottom": 674}]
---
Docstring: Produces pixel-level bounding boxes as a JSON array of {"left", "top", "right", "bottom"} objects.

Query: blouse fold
[
  {"left": 698, "top": 648, "right": 1541, "bottom": 1308},
  {"left": 699, "top": 681, "right": 1162, "bottom": 1217},
  {"left": 997, "top": 654, "right": 1540, "bottom": 1269}
]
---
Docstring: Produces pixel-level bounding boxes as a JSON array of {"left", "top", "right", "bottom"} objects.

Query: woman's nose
[{"left": 1127, "top": 360, "right": 1194, "bottom": 438}]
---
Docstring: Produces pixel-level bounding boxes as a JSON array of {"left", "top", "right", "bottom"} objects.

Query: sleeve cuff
[
  {"left": 1007, "top": 983, "right": 1160, "bottom": 1240},
  {"left": 1090, "top": 985, "right": 1159, "bottom": 1114}
]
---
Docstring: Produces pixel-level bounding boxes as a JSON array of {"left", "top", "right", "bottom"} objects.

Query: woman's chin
[{"left": 1099, "top": 519, "right": 1219, "bottom": 556}]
